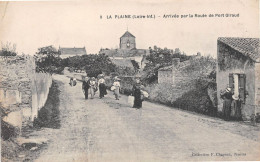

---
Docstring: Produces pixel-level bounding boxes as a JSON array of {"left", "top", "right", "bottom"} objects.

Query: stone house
[
  {"left": 158, "top": 65, "right": 174, "bottom": 84},
  {"left": 59, "top": 46, "right": 87, "bottom": 59},
  {"left": 158, "top": 58, "right": 192, "bottom": 84},
  {"left": 217, "top": 37, "right": 260, "bottom": 120}
]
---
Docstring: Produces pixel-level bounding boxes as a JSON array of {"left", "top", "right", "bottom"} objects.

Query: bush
[
  {"left": 145, "top": 77, "right": 217, "bottom": 116},
  {"left": 172, "top": 79, "right": 217, "bottom": 115}
]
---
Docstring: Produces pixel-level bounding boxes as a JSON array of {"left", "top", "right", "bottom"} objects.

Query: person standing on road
[
  {"left": 82, "top": 77, "right": 90, "bottom": 99},
  {"left": 113, "top": 78, "right": 120, "bottom": 100},
  {"left": 220, "top": 87, "right": 233, "bottom": 121},
  {"left": 231, "top": 95, "right": 242, "bottom": 120},
  {"left": 89, "top": 77, "right": 96, "bottom": 99},
  {"left": 132, "top": 78, "right": 144, "bottom": 109},
  {"left": 98, "top": 75, "right": 106, "bottom": 99}
]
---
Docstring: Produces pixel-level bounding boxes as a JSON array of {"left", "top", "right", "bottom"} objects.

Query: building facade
[
  {"left": 217, "top": 37, "right": 260, "bottom": 121},
  {"left": 120, "top": 31, "right": 136, "bottom": 50}
]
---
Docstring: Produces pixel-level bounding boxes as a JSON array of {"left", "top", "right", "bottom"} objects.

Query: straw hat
[{"left": 226, "top": 88, "right": 231, "bottom": 92}]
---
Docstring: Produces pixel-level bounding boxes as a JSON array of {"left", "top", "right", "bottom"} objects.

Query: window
[
  {"left": 127, "top": 40, "right": 130, "bottom": 48},
  {"left": 229, "top": 73, "right": 246, "bottom": 103}
]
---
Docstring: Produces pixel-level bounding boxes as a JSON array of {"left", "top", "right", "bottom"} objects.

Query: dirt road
[{"left": 33, "top": 75, "right": 260, "bottom": 161}]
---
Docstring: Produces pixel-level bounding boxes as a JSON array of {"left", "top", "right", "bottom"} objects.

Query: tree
[
  {"left": 65, "top": 54, "right": 116, "bottom": 77},
  {"left": 0, "top": 42, "right": 17, "bottom": 57},
  {"left": 35, "top": 46, "right": 64, "bottom": 74}
]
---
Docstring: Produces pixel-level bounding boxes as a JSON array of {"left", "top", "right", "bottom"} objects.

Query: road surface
[{"left": 32, "top": 75, "right": 260, "bottom": 162}]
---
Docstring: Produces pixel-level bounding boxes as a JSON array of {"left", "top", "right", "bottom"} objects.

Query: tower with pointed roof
[{"left": 119, "top": 31, "right": 136, "bottom": 50}]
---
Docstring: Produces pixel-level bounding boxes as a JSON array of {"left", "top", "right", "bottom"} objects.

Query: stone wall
[
  {"left": 0, "top": 56, "right": 52, "bottom": 132},
  {"left": 158, "top": 70, "right": 173, "bottom": 84},
  {"left": 255, "top": 62, "right": 260, "bottom": 114}
]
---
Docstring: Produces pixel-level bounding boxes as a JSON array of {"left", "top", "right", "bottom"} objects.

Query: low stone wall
[
  {"left": 31, "top": 73, "right": 52, "bottom": 121},
  {"left": 0, "top": 56, "right": 52, "bottom": 133}
]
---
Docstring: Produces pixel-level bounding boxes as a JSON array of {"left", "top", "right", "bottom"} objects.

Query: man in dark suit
[{"left": 82, "top": 77, "right": 90, "bottom": 99}]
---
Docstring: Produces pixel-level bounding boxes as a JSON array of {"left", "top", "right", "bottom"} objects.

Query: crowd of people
[
  {"left": 71, "top": 74, "right": 242, "bottom": 120},
  {"left": 81, "top": 74, "right": 107, "bottom": 99},
  {"left": 70, "top": 74, "right": 148, "bottom": 109}
]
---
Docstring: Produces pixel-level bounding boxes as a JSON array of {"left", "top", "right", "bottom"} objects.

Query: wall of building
[
  {"left": 60, "top": 54, "right": 85, "bottom": 59},
  {"left": 0, "top": 56, "right": 52, "bottom": 132},
  {"left": 158, "top": 70, "right": 173, "bottom": 84},
  {"left": 217, "top": 41, "right": 256, "bottom": 120},
  {"left": 255, "top": 62, "right": 260, "bottom": 115},
  {"left": 120, "top": 37, "right": 135, "bottom": 49}
]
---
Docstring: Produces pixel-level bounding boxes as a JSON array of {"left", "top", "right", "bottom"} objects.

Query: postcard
[{"left": 0, "top": 0, "right": 259, "bottom": 161}]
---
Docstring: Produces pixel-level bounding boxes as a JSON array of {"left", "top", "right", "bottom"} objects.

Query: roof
[
  {"left": 218, "top": 37, "right": 260, "bottom": 61},
  {"left": 59, "top": 47, "right": 87, "bottom": 55},
  {"left": 111, "top": 59, "right": 134, "bottom": 68},
  {"left": 100, "top": 49, "right": 148, "bottom": 57},
  {"left": 158, "top": 60, "right": 191, "bottom": 71},
  {"left": 120, "top": 31, "right": 135, "bottom": 38},
  {"left": 158, "top": 65, "right": 172, "bottom": 71}
]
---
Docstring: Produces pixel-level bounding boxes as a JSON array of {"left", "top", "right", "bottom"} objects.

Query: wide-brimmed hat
[
  {"left": 232, "top": 95, "right": 239, "bottom": 100},
  {"left": 226, "top": 88, "right": 231, "bottom": 92}
]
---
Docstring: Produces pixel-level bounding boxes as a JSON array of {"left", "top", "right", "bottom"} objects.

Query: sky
[{"left": 0, "top": 0, "right": 259, "bottom": 57}]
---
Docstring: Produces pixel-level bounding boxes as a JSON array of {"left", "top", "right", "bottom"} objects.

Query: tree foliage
[
  {"left": 64, "top": 54, "right": 116, "bottom": 77},
  {"left": 0, "top": 42, "right": 17, "bottom": 57},
  {"left": 35, "top": 46, "right": 64, "bottom": 74}
]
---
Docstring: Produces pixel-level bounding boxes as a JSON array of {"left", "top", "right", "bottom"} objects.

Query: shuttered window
[
  {"left": 229, "top": 73, "right": 246, "bottom": 103},
  {"left": 229, "top": 73, "right": 234, "bottom": 91},
  {"left": 239, "top": 74, "right": 246, "bottom": 103}
]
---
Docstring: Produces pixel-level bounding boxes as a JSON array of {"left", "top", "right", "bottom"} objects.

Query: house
[
  {"left": 59, "top": 46, "right": 87, "bottom": 59},
  {"left": 158, "top": 58, "right": 188, "bottom": 84},
  {"left": 217, "top": 37, "right": 260, "bottom": 121},
  {"left": 99, "top": 30, "right": 149, "bottom": 69},
  {"left": 158, "top": 65, "right": 174, "bottom": 84}
]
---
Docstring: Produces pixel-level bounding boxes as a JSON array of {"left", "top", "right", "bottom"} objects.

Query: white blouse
[{"left": 113, "top": 81, "right": 120, "bottom": 87}]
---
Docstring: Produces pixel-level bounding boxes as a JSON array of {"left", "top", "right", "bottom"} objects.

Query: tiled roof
[
  {"left": 218, "top": 37, "right": 260, "bottom": 61},
  {"left": 100, "top": 49, "right": 147, "bottom": 57},
  {"left": 59, "top": 47, "right": 87, "bottom": 55},
  {"left": 111, "top": 59, "right": 134, "bottom": 68},
  {"left": 158, "top": 65, "right": 172, "bottom": 71},
  {"left": 120, "top": 31, "right": 135, "bottom": 38}
]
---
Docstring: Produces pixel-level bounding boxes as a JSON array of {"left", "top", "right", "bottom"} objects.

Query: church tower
[{"left": 119, "top": 31, "right": 136, "bottom": 50}]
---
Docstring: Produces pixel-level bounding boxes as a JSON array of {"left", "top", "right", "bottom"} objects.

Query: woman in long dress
[
  {"left": 231, "top": 95, "right": 242, "bottom": 120},
  {"left": 82, "top": 77, "right": 90, "bottom": 99},
  {"left": 98, "top": 75, "right": 106, "bottom": 99},
  {"left": 220, "top": 88, "right": 233, "bottom": 121},
  {"left": 89, "top": 77, "right": 96, "bottom": 99},
  {"left": 113, "top": 78, "right": 120, "bottom": 100},
  {"left": 132, "top": 78, "right": 143, "bottom": 109}
]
